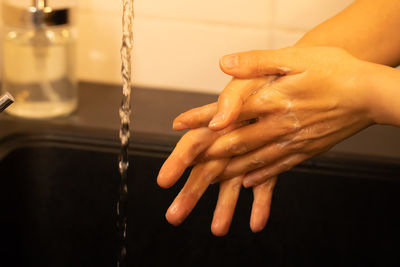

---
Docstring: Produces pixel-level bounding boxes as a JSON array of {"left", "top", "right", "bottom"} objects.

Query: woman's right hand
[
  {"left": 173, "top": 46, "right": 378, "bottom": 187},
  {"left": 174, "top": 46, "right": 375, "bottom": 131}
]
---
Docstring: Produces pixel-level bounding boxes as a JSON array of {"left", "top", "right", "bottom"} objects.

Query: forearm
[
  {"left": 296, "top": 0, "right": 400, "bottom": 66},
  {"left": 364, "top": 63, "right": 400, "bottom": 127}
]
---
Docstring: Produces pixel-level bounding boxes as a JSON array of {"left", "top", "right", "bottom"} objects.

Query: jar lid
[{"left": 2, "top": 1, "right": 73, "bottom": 28}]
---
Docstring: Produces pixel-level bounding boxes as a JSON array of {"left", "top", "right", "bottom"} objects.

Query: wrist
[{"left": 363, "top": 62, "right": 400, "bottom": 127}]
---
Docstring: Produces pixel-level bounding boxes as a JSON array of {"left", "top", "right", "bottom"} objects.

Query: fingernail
[
  {"left": 209, "top": 112, "right": 225, "bottom": 128},
  {"left": 220, "top": 54, "right": 239, "bottom": 69},
  {"left": 243, "top": 177, "right": 256, "bottom": 188},
  {"left": 173, "top": 121, "right": 187, "bottom": 130}
]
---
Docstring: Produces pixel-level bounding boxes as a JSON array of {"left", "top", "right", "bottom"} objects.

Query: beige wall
[{"left": 3, "top": 0, "right": 354, "bottom": 93}]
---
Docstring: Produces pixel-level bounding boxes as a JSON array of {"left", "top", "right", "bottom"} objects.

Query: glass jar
[{"left": 1, "top": 0, "right": 77, "bottom": 119}]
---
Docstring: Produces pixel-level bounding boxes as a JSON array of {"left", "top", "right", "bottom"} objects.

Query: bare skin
[
  {"left": 158, "top": 126, "right": 277, "bottom": 235},
  {"left": 172, "top": 46, "right": 377, "bottom": 187},
  {"left": 158, "top": 0, "right": 400, "bottom": 236},
  {"left": 296, "top": 0, "right": 400, "bottom": 66}
]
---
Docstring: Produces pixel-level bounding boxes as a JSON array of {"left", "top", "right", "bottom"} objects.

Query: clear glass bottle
[{"left": 2, "top": 0, "right": 77, "bottom": 119}]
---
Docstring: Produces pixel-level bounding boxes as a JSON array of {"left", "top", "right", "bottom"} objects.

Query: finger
[
  {"left": 174, "top": 103, "right": 260, "bottom": 131},
  {"left": 157, "top": 128, "right": 219, "bottom": 188},
  {"left": 219, "top": 48, "right": 305, "bottom": 78},
  {"left": 173, "top": 78, "right": 287, "bottom": 131},
  {"left": 243, "top": 154, "right": 308, "bottom": 188},
  {"left": 211, "top": 175, "right": 243, "bottom": 236},
  {"left": 205, "top": 113, "right": 298, "bottom": 158},
  {"left": 218, "top": 140, "right": 292, "bottom": 180},
  {"left": 250, "top": 176, "right": 277, "bottom": 233},
  {"left": 238, "top": 83, "right": 293, "bottom": 120},
  {"left": 208, "top": 77, "right": 275, "bottom": 131},
  {"left": 173, "top": 102, "right": 217, "bottom": 131},
  {"left": 165, "top": 158, "right": 230, "bottom": 226},
  {"left": 172, "top": 99, "right": 268, "bottom": 131},
  {"left": 159, "top": 121, "right": 242, "bottom": 189}
]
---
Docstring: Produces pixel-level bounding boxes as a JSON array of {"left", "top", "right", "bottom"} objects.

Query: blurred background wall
[
  {"left": 0, "top": 0, "right": 353, "bottom": 93},
  {"left": 75, "top": 0, "right": 351, "bottom": 93}
]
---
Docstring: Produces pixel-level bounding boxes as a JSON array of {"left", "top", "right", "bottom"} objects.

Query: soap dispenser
[{"left": 2, "top": 0, "right": 77, "bottom": 119}]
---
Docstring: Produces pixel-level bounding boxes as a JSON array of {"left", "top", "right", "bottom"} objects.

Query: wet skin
[
  {"left": 158, "top": 46, "right": 400, "bottom": 236},
  {"left": 158, "top": 0, "right": 400, "bottom": 236}
]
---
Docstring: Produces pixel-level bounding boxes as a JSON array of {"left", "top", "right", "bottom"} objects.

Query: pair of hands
[{"left": 157, "top": 46, "right": 374, "bottom": 236}]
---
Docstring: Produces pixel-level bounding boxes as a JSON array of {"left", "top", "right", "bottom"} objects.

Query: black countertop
[{"left": 0, "top": 82, "right": 399, "bottom": 160}]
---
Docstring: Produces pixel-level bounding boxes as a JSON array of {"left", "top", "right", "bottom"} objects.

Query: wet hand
[
  {"left": 157, "top": 127, "right": 277, "bottom": 236},
  {"left": 174, "top": 47, "right": 375, "bottom": 187}
]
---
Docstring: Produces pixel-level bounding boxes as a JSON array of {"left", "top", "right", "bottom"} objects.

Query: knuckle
[
  {"left": 248, "top": 157, "right": 266, "bottom": 170},
  {"left": 182, "top": 132, "right": 205, "bottom": 155},
  {"left": 227, "top": 141, "right": 247, "bottom": 155},
  {"left": 256, "top": 90, "right": 270, "bottom": 107},
  {"left": 279, "top": 161, "right": 292, "bottom": 172},
  {"left": 259, "top": 168, "right": 272, "bottom": 179},
  {"left": 278, "top": 119, "right": 300, "bottom": 137},
  {"left": 287, "top": 139, "right": 307, "bottom": 154},
  {"left": 224, "top": 135, "right": 246, "bottom": 155},
  {"left": 199, "top": 161, "right": 226, "bottom": 182},
  {"left": 185, "top": 134, "right": 201, "bottom": 149}
]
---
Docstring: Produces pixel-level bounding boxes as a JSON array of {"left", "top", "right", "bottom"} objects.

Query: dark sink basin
[{"left": 1, "top": 133, "right": 400, "bottom": 267}]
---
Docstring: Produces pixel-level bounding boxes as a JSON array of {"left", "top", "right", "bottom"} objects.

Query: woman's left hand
[{"left": 157, "top": 126, "right": 277, "bottom": 236}]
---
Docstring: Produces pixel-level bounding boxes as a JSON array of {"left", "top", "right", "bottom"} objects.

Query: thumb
[
  {"left": 219, "top": 48, "right": 303, "bottom": 78},
  {"left": 208, "top": 78, "right": 250, "bottom": 131}
]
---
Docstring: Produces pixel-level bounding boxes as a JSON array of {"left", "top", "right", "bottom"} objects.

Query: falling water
[{"left": 117, "top": 0, "right": 134, "bottom": 266}]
